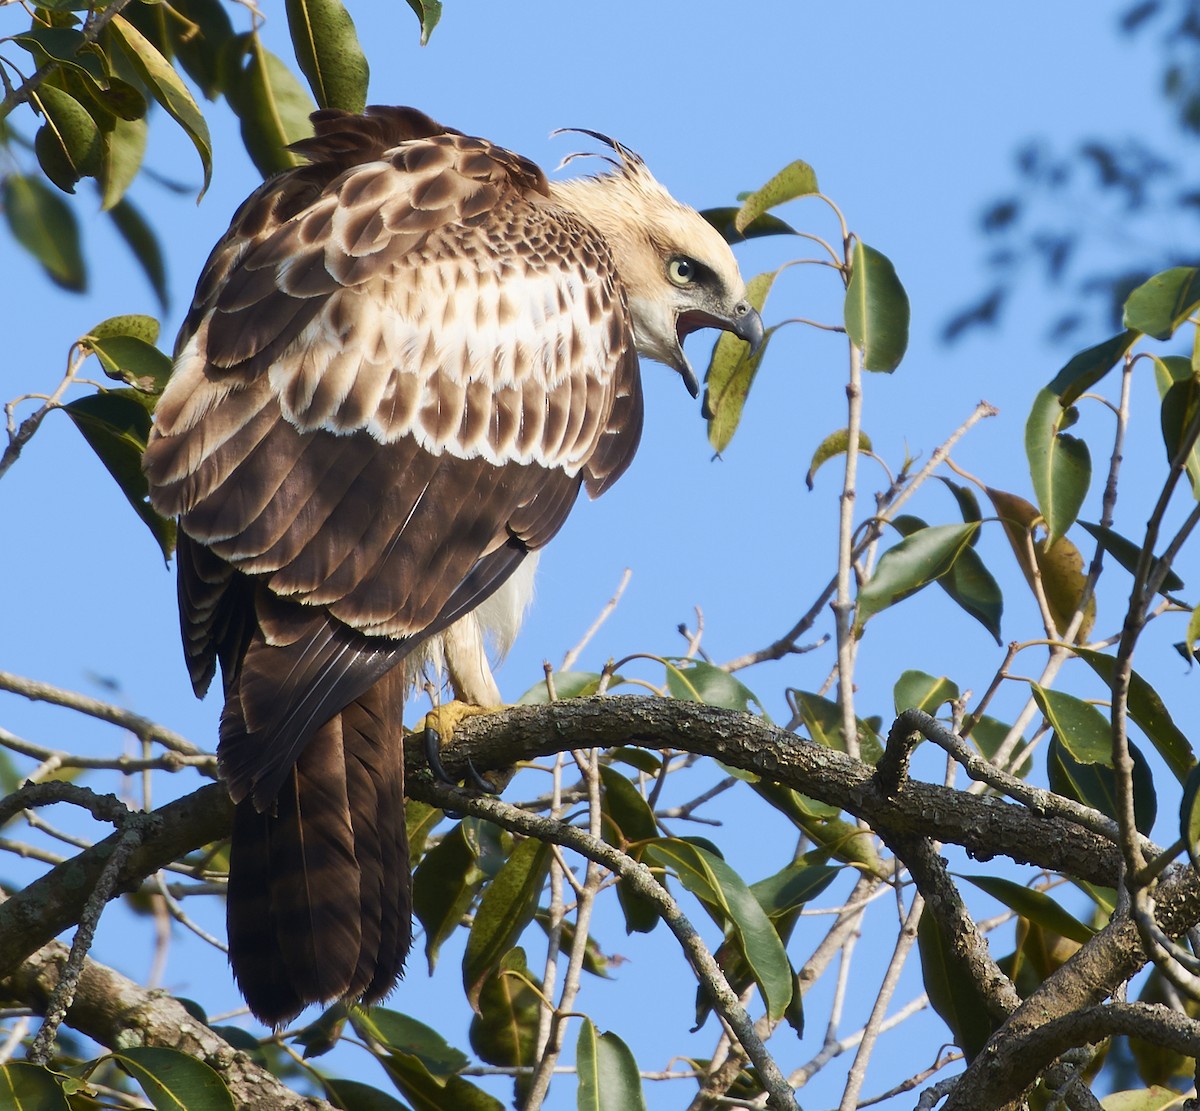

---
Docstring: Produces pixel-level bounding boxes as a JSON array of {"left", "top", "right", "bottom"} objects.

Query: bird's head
[{"left": 550, "top": 135, "right": 764, "bottom": 397}]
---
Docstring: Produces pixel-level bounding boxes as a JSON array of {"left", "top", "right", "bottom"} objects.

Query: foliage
[{"left": 6, "top": 4, "right": 1200, "bottom": 1111}]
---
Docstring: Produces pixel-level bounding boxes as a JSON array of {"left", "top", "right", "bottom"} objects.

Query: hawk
[{"left": 143, "top": 106, "right": 762, "bottom": 1026}]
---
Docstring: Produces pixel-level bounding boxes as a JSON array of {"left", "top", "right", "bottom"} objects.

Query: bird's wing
[{"left": 143, "top": 107, "right": 644, "bottom": 802}]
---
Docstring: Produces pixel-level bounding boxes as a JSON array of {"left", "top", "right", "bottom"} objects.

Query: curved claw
[{"left": 421, "top": 722, "right": 500, "bottom": 822}]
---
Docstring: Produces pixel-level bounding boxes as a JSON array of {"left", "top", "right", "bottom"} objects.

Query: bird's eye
[{"left": 668, "top": 257, "right": 696, "bottom": 286}]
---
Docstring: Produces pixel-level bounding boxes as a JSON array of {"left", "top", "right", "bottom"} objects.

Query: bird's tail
[{"left": 225, "top": 667, "right": 411, "bottom": 1027}]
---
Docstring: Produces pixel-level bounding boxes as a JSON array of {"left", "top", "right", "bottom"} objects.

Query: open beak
[{"left": 674, "top": 301, "right": 765, "bottom": 399}]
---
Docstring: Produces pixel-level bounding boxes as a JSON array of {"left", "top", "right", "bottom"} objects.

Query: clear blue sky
[{"left": 1, "top": 3, "right": 1189, "bottom": 1107}]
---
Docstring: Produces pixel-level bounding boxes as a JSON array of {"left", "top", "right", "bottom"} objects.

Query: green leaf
[
  {"left": 599, "top": 765, "right": 660, "bottom": 935},
  {"left": 1074, "top": 648, "right": 1195, "bottom": 783},
  {"left": 1101, "top": 1086, "right": 1194, "bottom": 1111},
  {"left": 517, "top": 670, "right": 619, "bottom": 703},
  {"left": 32, "top": 84, "right": 104, "bottom": 192},
  {"left": 576, "top": 1020, "right": 648, "bottom": 1111},
  {"left": 642, "top": 839, "right": 792, "bottom": 1021},
  {"left": 733, "top": 160, "right": 819, "bottom": 233},
  {"left": 108, "top": 198, "right": 169, "bottom": 309},
  {"left": 792, "top": 690, "right": 884, "bottom": 764},
  {"left": 663, "top": 659, "right": 769, "bottom": 718},
  {"left": 0, "top": 1064, "right": 70, "bottom": 1110},
  {"left": 86, "top": 314, "right": 161, "bottom": 344},
  {"left": 169, "top": 0, "right": 237, "bottom": 100},
  {"left": 62, "top": 390, "right": 175, "bottom": 560},
  {"left": 349, "top": 1007, "right": 468, "bottom": 1077},
  {"left": 704, "top": 269, "right": 778, "bottom": 452},
  {"left": 1152, "top": 354, "right": 1200, "bottom": 499},
  {"left": 892, "top": 514, "right": 1003, "bottom": 642},
  {"left": 893, "top": 671, "right": 960, "bottom": 717},
  {"left": 1025, "top": 388, "right": 1091, "bottom": 544},
  {"left": 961, "top": 875, "right": 1094, "bottom": 944},
  {"left": 1079, "top": 521, "right": 1183, "bottom": 594},
  {"left": 1124, "top": 267, "right": 1200, "bottom": 340},
  {"left": 111, "top": 1047, "right": 234, "bottom": 1110},
  {"left": 412, "top": 821, "right": 485, "bottom": 972},
  {"left": 917, "top": 911, "right": 997, "bottom": 1058},
  {"left": 700, "top": 206, "right": 797, "bottom": 243},
  {"left": 844, "top": 240, "right": 910, "bottom": 372},
  {"left": 806, "top": 428, "right": 873, "bottom": 489},
  {"left": 286, "top": 0, "right": 369, "bottom": 112},
  {"left": 324, "top": 1077, "right": 412, "bottom": 1111},
  {"left": 3, "top": 174, "right": 86, "bottom": 291},
  {"left": 404, "top": 0, "right": 443, "bottom": 45},
  {"left": 469, "top": 948, "right": 540, "bottom": 1069},
  {"left": 856, "top": 522, "right": 979, "bottom": 631},
  {"left": 971, "top": 714, "right": 1030, "bottom": 778},
  {"left": 938, "top": 476, "right": 983, "bottom": 535},
  {"left": 534, "top": 913, "right": 612, "bottom": 977},
  {"left": 1048, "top": 329, "right": 1139, "bottom": 406},
  {"left": 380, "top": 1052, "right": 502, "bottom": 1111},
  {"left": 82, "top": 334, "right": 172, "bottom": 393},
  {"left": 1187, "top": 605, "right": 1200, "bottom": 662},
  {"left": 109, "top": 14, "right": 212, "bottom": 198},
  {"left": 225, "top": 34, "right": 316, "bottom": 177},
  {"left": 1049, "top": 736, "right": 1157, "bottom": 835},
  {"left": 1180, "top": 762, "right": 1200, "bottom": 873},
  {"left": 1031, "top": 685, "right": 1112, "bottom": 766},
  {"left": 463, "top": 838, "right": 550, "bottom": 1010},
  {"left": 751, "top": 861, "right": 840, "bottom": 919},
  {"left": 100, "top": 115, "right": 148, "bottom": 211}
]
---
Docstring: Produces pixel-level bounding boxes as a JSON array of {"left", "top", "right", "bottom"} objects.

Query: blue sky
[{"left": 1, "top": 3, "right": 1193, "bottom": 1107}]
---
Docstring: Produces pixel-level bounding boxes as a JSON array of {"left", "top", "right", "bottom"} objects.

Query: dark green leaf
[
  {"left": 917, "top": 911, "right": 997, "bottom": 1059},
  {"left": 733, "top": 160, "right": 819, "bottom": 233},
  {"left": 599, "top": 765, "right": 660, "bottom": 934},
  {"left": 856, "top": 523, "right": 979, "bottom": 631},
  {"left": 286, "top": 0, "right": 369, "bottom": 112},
  {"left": 324, "top": 1077, "right": 412, "bottom": 1111},
  {"left": 350, "top": 1007, "right": 468, "bottom": 1078},
  {"left": 1079, "top": 521, "right": 1183, "bottom": 594},
  {"left": 792, "top": 690, "right": 884, "bottom": 763},
  {"left": 893, "top": 671, "right": 960, "bottom": 716},
  {"left": 62, "top": 390, "right": 175, "bottom": 560},
  {"left": 938, "top": 476, "right": 983, "bottom": 534},
  {"left": 111, "top": 1047, "right": 234, "bottom": 1110},
  {"left": 169, "top": 0, "right": 237, "bottom": 99},
  {"left": 1152, "top": 355, "right": 1200, "bottom": 499},
  {"left": 295, "top": 1002, "right": 348, "bottom": 1059},
  {"left": 32, "top": 84, "right": 104, "bottom": 191},
  {"left": 1074, "top": 648, "right": 1194, "bottom": 783},
  {"left": 704, "top": 269, "right": 778, "bottom": 452},
  {"left": 0, "top": 1064, "right": 70, "bottom": 1110},
  {"left": 86, "top": 314, "right": 160, "bottom": 344},
  {"left": 961, "top": 875, "right": 1094, "bottom": 944},
  {"left": 1180, "top": 762, "right": 1200, "bottom": 873},
  {"left": 1031, "top": 685, "right": 1111, "bottom": 765},
  {"left": 82, "top": 334, "right": 172, "bottom": 392},
  {"left": 970, "top": 715, "right": 1030, "bottom": 779},
  {"left": 1048, "top": 329, "right": 1138, "bottom": 406},
  {"left": 404, "top": 0, "right": 443, "bottom": 45},
  {"left": 224, "top": 34, "right": 316, "bottom": 178},
  {"left": 576, "top": 1020, "right": 648, "bottom": 1111},
  {"left": 3, "top": 174, "right": 86, "bottom": 291},
  {"left": 892, "top": 514, "right": 1002, "bottom": 641},
  {"left": 463, "top": 838, "right": 550, "bottom": 1010},
  {"left": 844, "top": 241, "right": 910, "bottom": 372},
  {"left": 535, "top": 913, "right": 612, "bottom": 977},
  {"left": 608, "top": 747, "right": 662, "bottom": 775},
  {"left": 643, "top": 839, "right": 792, "bottom": 1020},
  {"left": 1049, "top": 736, "right": 1157, "bottom": 835},
  {"left": 1124, "top": 267, "right": 1200, "bottom": 340},
  {"left": 412, "top": 821, "right": 485, "bottom": 972},
  {"left": 469, "top": 948, "right": 541, "bottom": 1068},
  {"left": 700, "top": 206, "right": 797, "bottom": 243},
  {"left": 663, "top": 658, "right": 769, "bottom": 718},
  {"left": 750, "top": 862, "right": 840, "bottom": 919},
  {"left": 108, "top": 198, "right": 169, "bottom": 309},
  {"left": 380, "top": 1052, "right": 502, "bottom": 1111},
  {"left": 806, "top": 428, "right": 873, "bottom": 489},
  {"left": 109, "top": 14, "right": 212, "bottom": 197},
  {"left": 1025, "top": 388, "right": 1091, "bottom": 544}
]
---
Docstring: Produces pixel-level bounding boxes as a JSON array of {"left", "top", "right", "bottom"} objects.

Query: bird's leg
[{"left": 419, "top": 687, "right": 499, "bottom": 793}]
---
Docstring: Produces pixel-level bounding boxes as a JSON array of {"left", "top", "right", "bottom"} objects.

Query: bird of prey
[{"left": 143, "top": 105, "right": 763, "bottom": 1026}]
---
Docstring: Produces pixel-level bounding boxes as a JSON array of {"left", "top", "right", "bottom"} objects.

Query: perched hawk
[{"left": 143, "top": 106, "right": 762, "bottom": 1025}]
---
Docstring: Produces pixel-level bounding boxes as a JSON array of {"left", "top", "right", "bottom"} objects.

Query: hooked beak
[{"left": 674, "top": 300, "right": 765, "bottom": 399}]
